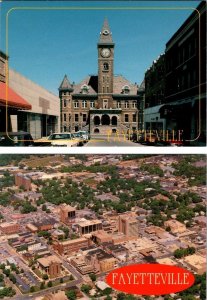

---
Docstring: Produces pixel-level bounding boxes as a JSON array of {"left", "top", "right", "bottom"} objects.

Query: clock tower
[{"left": 97, "top": 18, "right": 115, "bottom": 106}]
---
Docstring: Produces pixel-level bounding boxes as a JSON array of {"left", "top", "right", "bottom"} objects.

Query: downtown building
[
  {"left": 59, "top": 19, "right": 141, "bottom": 136},
  {"left": 0, "top": 51, "right": 60, "bottom": 138},
  {"left": 144, "top": 1, "right": 206, "bottom": 145}
]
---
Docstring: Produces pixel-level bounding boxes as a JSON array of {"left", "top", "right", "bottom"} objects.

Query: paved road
[{"left": 85, "top": 136, "right": 144, "bottom": 147}]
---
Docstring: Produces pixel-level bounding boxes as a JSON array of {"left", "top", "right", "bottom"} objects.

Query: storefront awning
[{"left": 0, "top": 82, "right": 32, "bottom": 110}]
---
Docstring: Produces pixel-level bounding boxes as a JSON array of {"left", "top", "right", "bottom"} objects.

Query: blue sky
[{"left": 0, "top": 1, "right": 201, "bottom": 95}]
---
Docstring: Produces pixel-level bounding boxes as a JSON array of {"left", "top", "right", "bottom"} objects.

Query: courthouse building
[{"left": 59, "top": 19, "right": 140, "bottom": 136}]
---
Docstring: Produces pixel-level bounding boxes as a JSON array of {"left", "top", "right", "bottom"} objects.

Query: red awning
[{"left": 0, "top": 82, "right": 32, "bottom": 110}]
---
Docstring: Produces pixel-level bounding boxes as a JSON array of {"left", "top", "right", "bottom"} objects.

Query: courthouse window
[
  {"left": 63, "top": 99, "right": 67, "bottom": 108},
  {"left": 125, "top": 114, "right": 129, "bottom": 122},
  {"left": 133, "top": 114, "right": 136, "bottom": 122},
  {"left": 75, "top": 114, "right": 79, "bottom": 122},
  {"left": 74, "top": 101, "right": 79, "bottom": 108},
  {"left": 83, "top": 114, "right": 87, "bottom": 122},
  {"left": 132, "top": 101, "right": 137, "bottom": 108},
  {"left": 63, "top": 114, "right": 66, "bottom": 122},
  {"left": 82, "top": 100, "right": 87, "bottom": 108},
  {"left": 117, "top": 101, "right": 121, "bottom": 108},
  {"left": 125, "top": 101, "right": 129, "bottom": 108},
  {"left": 90, "top": 101, "right": 95, "bottom": 108}
]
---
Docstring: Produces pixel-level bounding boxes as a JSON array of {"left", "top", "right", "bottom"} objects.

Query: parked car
[
  {"left": 76, "top": 130, "right": 90, "bottom": 142},
  {"left": 0, "top": 132, "right": 34, "bottom": 146},
  {"left": 34, "top": 132, "right": 82, "bottom": 147}
]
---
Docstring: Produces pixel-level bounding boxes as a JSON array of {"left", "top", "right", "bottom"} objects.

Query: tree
[
  {"left": 30, "top": 286, "right": 35, "bottom": 293},
  {"left": 60, "top": 277, "right": 64, "bottom": 283},
  {"left": 89, "top": 273, "right": 96, "bottom": 282},
  {"left": 3, "top": 268, "right": 10, "bottom": 277},
  {"left": 47, "top": 281, "right": 53, "bottom": 287},
  {"left": 66, "top": 289, "right": 77, "bottom": 300},
  {"left": 42, "top": 274, "right": 48, "bottom": 280},
  {"left": 40, "top": 282, "right": 45, "bottom": 289},
  {"left": 69, "top": 274, "right": 74, "bottom": 281},
  {"left": 102, "top": 288, "right": 112, "bottom": 296},
  {"left": 81, "top": 284, "right": 92, "bottom": 294},
  {"left": 42, "top": 204, "right": 47, "bottom": 211},
  {"left": 9, "top": 274, "right": 16, "bottom": 284}
]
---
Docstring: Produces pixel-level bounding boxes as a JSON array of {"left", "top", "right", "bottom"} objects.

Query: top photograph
[{"left": 0, "top": 1, "right": 206, "bottom": 147}]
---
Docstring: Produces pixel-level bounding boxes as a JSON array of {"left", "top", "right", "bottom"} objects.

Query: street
[{"left": 84, "top": 136, "right": 144, "bottom": 147}]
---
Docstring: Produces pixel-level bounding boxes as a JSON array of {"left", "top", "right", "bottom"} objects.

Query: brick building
[
  {"left": 144, "top": 2, "right": 206, "bottom": 144},
  {"left": 59, "top": 19, "right": 140, "bottom": 136},
  {"left": 85, "top": 248, "right": 116, "bottom": 273},
  {"left": 118, "top": 213, "right": 139, "bottom": 237},
  {"left": 59, "top": 204, "right": 76, "bottom": 225},
  {"left": 0, "top": 221, "right": 20, "bottom": 234},
  {"left": 37, "top": 255, "right": 62, "bottom": 278},
  {"left": 53, "top": 237, "right": 89, "bottom": 255},
  {"left": 77, "top": 219, "right": 103, "bottom": 235},
  {"left": 15, "top": 173, "right": 31, "bottom": 191}
]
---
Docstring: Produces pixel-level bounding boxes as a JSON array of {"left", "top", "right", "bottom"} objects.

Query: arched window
[
  {"left": 94, "top": 128, "right": 100, "bottom": 133},
  {"left": 111, "top": 116, "right": 117, "bottom": 126},
  {"left": 94, "top": 116, "right": 100, "bottom": 126},
  {"left": 103, "top": 63, "right": 109, "bottom": 71},
  {"left": 81, "top": 84, "right": 89, "bottom": 94},
  {"left": 122, "top": 85, "right": 130, "bottom": 94},
  {"left": 101, "top": 114, "right": 110, "bottom": 125}
]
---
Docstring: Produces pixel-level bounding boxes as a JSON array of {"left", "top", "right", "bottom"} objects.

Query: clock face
[{"left": 101, "top": 48, "right": 111, "bottom": 58}]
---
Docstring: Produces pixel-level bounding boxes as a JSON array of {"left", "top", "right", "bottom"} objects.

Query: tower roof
[
  {"left": 99, "top": 18, "right": 114, "bottom": 44},
  {"left": 59, "top": 74, "right": 73, "bottom": 91}
]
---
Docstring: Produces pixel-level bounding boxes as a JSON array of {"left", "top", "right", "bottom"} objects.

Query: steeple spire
[
  {"left": 59, "top": 74, "right": 73, "bottom": 92},
  {"left": 99, "top": 18, "right": 113, "bottom": 44}
]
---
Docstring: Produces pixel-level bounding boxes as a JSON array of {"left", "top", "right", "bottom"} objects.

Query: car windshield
[
  {"left": 73, "top": 133, "right": 81, "bottom": 137},
  {"left": 48, "top": 134, "right": 71, "bottom": 140}
]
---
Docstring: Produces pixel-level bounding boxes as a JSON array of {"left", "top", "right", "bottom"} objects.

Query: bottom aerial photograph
[{"left": 0, "top": 154, "right": 205, "bottom": 300}]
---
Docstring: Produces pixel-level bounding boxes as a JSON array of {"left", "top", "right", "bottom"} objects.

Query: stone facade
[{"left": 59, "top": 19, "right": 139, "bottom": 136}]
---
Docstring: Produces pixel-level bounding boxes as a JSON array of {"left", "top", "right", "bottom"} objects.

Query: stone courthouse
[{"left": 59, "top": 19, "right": 140, "bottom": 136}]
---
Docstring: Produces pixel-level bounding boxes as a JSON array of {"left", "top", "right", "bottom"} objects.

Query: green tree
[
  {"left": 9, "top": 274, "right": 16, "bottom": 284},
  {"left": 66, "top": 289, "right": 77, "bottom": 300},
  {"left": 30, "top": 286, "right": 35, "bottom": 293},
  {"left": 81, "top": 284, "right": 92, "bottom": 294},
  {"left": 60, "top": 277, "right": 64, "bottom": 284},
  {"left": 42, "top": 274, "right": 48, "bottom": 280},
  {"left": 89, "top": 273, "right": 96, "bottom": 282},
  {"left": 47, "top": 281, "right": 53, "bottom": 287},
  {"left": 40, "top": 282, "right": 45, "bottom": 289}
]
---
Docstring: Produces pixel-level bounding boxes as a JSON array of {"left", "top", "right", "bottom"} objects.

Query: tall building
[
  {"left": 118, "top": 214, "right": 139, "bottom": 237},
  {"left": 78, "top": 219, "right": 103, "bottom": 235},
  {"left": 53, "top": 237, "right": 89, "bottom": 255},
  {"left": 143, "top": 2, "right": 206, "bottom": 144},
  {"left": 15, "top": 173, "right": 31, "bottom": 191},
  {"left": 162, "top": 1, "right": 206, "bottom": 143},
  {"left": 59, "top": 19, "right": 140, "bottom": 136},
  {"left": 59, "top": 204, "right": 76, "bottom": 225}
]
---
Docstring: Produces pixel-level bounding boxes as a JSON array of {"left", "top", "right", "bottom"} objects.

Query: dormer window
[
  {"left": 122, "top": 85, "right": 130, "bottom": 94},
  {"left": 81, "top": 84, "right": 89, "bottom": 94}
]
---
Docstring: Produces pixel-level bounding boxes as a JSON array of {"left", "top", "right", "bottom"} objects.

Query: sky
[{"left": 0, "top": 1, "right": 201, "bottom": 95}]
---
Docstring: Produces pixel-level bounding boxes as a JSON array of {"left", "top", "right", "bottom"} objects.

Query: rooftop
[{"left": 37, "top": 255, "right": 61, "bottom": 268}]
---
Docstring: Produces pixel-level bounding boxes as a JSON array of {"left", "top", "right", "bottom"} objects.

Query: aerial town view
[
  {"left": 0, "top": 154, "right": 205, "bottom": 300},
  {"left": 0, "top": 1, "right": 206, "bottom": 146}
]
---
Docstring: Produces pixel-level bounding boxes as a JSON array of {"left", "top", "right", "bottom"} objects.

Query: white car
[
  {"left": 34, "top": 133, "right": 80, "bottom": 147},
  {"left": 76, "top": 131, "right": 90, "bottom": 142}
]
